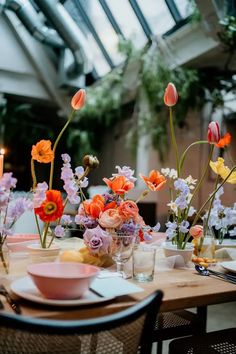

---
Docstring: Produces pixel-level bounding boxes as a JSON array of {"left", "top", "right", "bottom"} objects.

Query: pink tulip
[
  {"left": 189, "top": 225, "right": 203, "bottom": 239},
  {"left": 207, "top": 122, "right": 220, "bottom": 144},
  {"left": 71, "top": 89, "right": 86, "bottom": 110},
  {"left": 164, "top": 83, "right": 178, "bottom": 107}
]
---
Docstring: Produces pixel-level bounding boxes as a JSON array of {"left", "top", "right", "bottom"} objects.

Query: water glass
[
  {"left": 111, "top": 234, "right": 137, "bottom": 278},
  {"left": 132, "top": 245, "right": 156, "bottom": 282}
]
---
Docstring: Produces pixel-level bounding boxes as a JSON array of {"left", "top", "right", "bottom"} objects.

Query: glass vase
[{"left": 198, "top": 223, "right": 216, "bottom": 259}]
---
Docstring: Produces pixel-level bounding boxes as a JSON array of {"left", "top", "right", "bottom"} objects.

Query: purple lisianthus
[
  {"left": 61, "top": 214, "right": 72, "bottom": 226},
  {"left": 83, "top": 226, "right": 112, "bottom": 254},
  {"left": 61, "top": 153, "right": 71, "bottom": 164},
  {"left": 0, "top": 173, "right": 17, "bottom": 190},
  {"left": 8, "top": 197, "right": 33, "bottom": 219}
]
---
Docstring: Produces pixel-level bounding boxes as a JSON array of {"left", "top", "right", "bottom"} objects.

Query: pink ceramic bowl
[{"left": 27, "top": 262, "right": 100, "bottom": 300}]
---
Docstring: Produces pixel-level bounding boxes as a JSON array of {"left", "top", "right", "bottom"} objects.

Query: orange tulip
[
  {"left": 103, "top": 175, "right": 134, "bottom": 195},
  {"left": 164, "top": 83, "right": 178, "bottom": 107},
  {"left": 31, "top": 140, "right": 54, "bottom": 163},
  {"left": 216, "top": 132, "right": 231, "bottom": 148},
  {"left": 83, "top": 195, "right": 105, "bottom": 219},
  {"left": 71, "top": 89, "right": 86, "bottom": 110},
  {"left": 35, "top": 190, "right": 63, "bottom": 222},
  {"left": 140, "top": 170, "right": 166, "bottom": 191}
]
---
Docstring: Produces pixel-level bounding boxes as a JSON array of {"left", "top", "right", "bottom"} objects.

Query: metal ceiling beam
[
  {"left": 165, "top": 0, "right": 182, "bottom": 23},
  {"left": 73, "top": 0, "right": 114, "bottom": 69},
  {"left": 98, "top": 0, "right": 124, "bottom": 38},
  {"left": 128, "top": 0, "right": 152, "bottom": 40}
]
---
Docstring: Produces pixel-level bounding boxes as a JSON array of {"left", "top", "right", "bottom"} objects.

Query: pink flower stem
[{"left": 169, "top": 107, "right": 180, "bottom": 177}]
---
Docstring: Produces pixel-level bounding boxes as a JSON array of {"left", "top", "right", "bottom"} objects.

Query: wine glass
[{"left": 111, "top": 233, "right": 137, "bottom": 278}]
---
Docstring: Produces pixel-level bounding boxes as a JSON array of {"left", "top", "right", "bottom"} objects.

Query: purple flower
[
  {"left": 119, "top": 221, "right": 137, "bottom": 235},
  {"left": 179, "top": 220, "right": 190, "bottom": 234},
  {"left": 61, "top": 214, "right": 72, "bottom": 225},
  {"left": 152, "top": 222, "right": 161, "bottom": 232},
  {"left": 0, "top": 187, "right": 9, "bottom": 208},
  {"left": 61, "top": 153, "right": 71, "bottom": 163},
  {"left": 33, "top": 182, "right": 48, "bottom": 208},
  {"left": 54, "top": 225, "right": 65, "bottom": 237},
  {"left": 8, "top": 197, "right": 33, "bottom": 220},
  {"left": 83, "top": 226, "right": 113, "bottom": 254},
  {"left": 0, "top": 173, "right": 17, "bottom": 189},
  {"left": 61, "top": 164, "right": 73, "bottom": 181},
  {"left": 112, "top": 166, "right": 137, "bottom": 183}
]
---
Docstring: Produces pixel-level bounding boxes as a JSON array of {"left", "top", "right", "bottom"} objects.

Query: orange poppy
[
  {"left": 103, "top": 175, "right": 134, "bottom": 195},
  {"left": 71, "top": 89, "right": 86, "bottom": 110},
  {"left": 35, "top": 190, "right": 64, "bottom": 222},
  {"left": 31, "top": 140, "right": 54, "bottom": 163},
  {"left": 216, "top": 132, "right": 231, "bottom": 148},
  {"left": 140, "top": 170, "right": 166, "bottom": 191}
]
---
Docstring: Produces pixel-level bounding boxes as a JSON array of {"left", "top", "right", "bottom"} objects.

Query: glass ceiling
[{"left": 64, "top": 0, "right": 194, "bottom": 77}]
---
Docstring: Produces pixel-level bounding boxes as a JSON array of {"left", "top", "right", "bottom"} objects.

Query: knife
[{"left": 0, "top": 285, "right": 21, "bottom": 314}]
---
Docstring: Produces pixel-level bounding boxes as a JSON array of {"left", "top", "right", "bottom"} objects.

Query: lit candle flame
[{"left": 0, "top": 149, "right": 5, "bottom": 155}]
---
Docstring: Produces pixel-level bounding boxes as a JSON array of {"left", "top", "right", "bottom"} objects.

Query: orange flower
[
  {"left": 164, "top": 83, "right": 178, "bottom": 107},
  {"left": 98, "top": 209, "right": 123, "bottom": 228},
  {"left": 83, "top": 195, "right": 105, "bottom": 219},
  {"left": 118, "top": 200, "right": 139, "bottom": 221},
  {"left": 35, "top": 190, "right": 64, "bottom": 222},
  {"left": 31, "top": 140, "right": 54, "bottom": 163},
  {"left": 140, "top": 170, "right": 166, "bottom": 191},
  {"left": 103, "top": 175, "right": 134, "bottom": 195},
  {"left": 216, "top": 132, "right": 231, "bottom": 148},
  {"left": 71, "top": 89, "right": 86, "bottom": 110}
]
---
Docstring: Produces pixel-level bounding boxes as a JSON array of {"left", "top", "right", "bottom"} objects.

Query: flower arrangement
[
  {"left": 0, "top": 174, "right": 32, "bottom": 272},
  {"left": 162, "top": 83, "right": 236, "bottom": 250},
  {"left": 74, "top": 167, "right": 166, "bottom": 258},
  {"left": 30, "top": 89, "right": 100, "bottom": 249}
]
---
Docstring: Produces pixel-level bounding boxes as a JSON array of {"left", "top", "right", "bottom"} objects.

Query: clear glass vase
[{"left": 198, "top": 222, "right": 216, "bottom": 259}]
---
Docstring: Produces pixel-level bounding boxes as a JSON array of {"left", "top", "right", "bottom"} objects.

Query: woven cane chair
[
  {"left": 0, "top": 290, "right": 163, "bottom": 354},
  {"left": 168, "top": 327, "right": 236, "bottom": 354},
  {"left": 154, "top": 306, "right": 207, "bottom": 354}
]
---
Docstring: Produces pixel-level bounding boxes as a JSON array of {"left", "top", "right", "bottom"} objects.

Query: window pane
[
  {"left": 80, "top": 0, "right": 123, "bottom": 65},
  {"left": 106, "top": 0, "right": 147, "bottom": 48},
  {"left": 175, "top": 0, "right": 194, "bottom": 18},
  {"left": 136, "top": 0, "right": 175, "bottom": 35}
]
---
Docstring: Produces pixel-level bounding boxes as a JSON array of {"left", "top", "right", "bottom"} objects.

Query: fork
[{"left": 0, "top": 285, "right": 21, "bottom": 314}]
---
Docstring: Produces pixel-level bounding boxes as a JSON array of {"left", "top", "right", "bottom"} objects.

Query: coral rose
[
  {"left": 98, "top": 209, "right": 123, "bottom": 229},
  {"left": 189, "top": 225, "right": 203, "bottom": 239},
  {"left": 118, "top": 200, "right": 139, "bottom": 221}
]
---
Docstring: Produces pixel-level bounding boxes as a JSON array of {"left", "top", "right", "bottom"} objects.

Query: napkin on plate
[{"left": 90, "top": 277, "right": 143, "bottom": 298}]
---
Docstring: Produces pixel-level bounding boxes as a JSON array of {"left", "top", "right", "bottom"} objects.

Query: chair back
[{"left": 0, "top": 290, "right": 163, "bottom": 354}]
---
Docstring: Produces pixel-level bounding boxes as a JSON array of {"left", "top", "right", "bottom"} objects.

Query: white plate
[
  {"left": 11, "top": 276, "right": 114, "bottom": 306},
  {"left": 220, "top": 261, "right": 236, "bottom": 273}
]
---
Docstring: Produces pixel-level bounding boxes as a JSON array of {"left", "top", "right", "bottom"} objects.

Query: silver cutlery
[
  {"left": 195, "top": 265, "right": 236, "bottom": 285},
  {"left": 0, "top": 285, "right": 21, "bottom": 314}
]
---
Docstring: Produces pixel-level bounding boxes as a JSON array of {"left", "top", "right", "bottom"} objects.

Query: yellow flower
[{"left": 210, "top": 158, "right": 236, "bottom": 184}]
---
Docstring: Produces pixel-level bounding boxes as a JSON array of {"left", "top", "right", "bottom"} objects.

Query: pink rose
[
  {"left": 189, "top": 225, "right": 203, "bottom": 239},
  {"left": 98, "top": 209, "right": 123, "bottom": 229},
  {"left": 118, "top": 200, "right": 139, "bottom": 221}
]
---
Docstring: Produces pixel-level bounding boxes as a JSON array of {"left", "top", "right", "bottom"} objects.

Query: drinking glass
[{"left": 111, "top": 234, "right": 137, "bottom": 278}]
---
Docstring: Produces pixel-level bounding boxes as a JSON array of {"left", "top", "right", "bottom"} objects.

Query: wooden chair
[
  {"left": 0, "top": 290, "right": 163, "bottom": 354},
  {"left": 168, "top": 327, "right": 236, "bottom": 354}
]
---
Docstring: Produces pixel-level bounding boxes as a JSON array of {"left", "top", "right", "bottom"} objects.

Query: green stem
[
  {"left": 179, "top": 141, "right": 208, "bottom": 172},
  {"left": 205, "top": 175, "right": 219, "bottom": 230},
  {"left": 186, "top": 145, "right": 214, "bottom": 217},
  {"left": 0, "top": 245, "right": 8, "bottom": 274},
  {"left": 42, "top": 222, "right": 50, "bottom": 248},
  {"left": 31, "top": 158, "right": 37, "bottom": 191},
  {"left": 192, "top": 165, "right": 236, "bottom": 226},
  {"left": 135, "top": 189, "right": 149, "bottom": 203},
  {"left": 34, "top": 214, "right": 42, "bottom": 246},
  {"left": 49, "top": 110, "right": 76, "bottom": 190},
  {"left": 169, "top": 107, "right": 180, "bottom": 177}
]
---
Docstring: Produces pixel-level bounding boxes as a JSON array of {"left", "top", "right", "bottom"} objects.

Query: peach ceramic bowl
[{"left": 27, "top": 262, "right": 100, "bottom": 300}]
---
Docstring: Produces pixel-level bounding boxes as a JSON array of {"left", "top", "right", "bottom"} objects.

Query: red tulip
[
  {"left": 207, "top": 122, "right": 220, "bottom": 144},
  {"left": 164, "top": 83, "right": 178, "bottom": 107},
  {"left": 71, "top": 89, "right": 86, "bottom": 110}
]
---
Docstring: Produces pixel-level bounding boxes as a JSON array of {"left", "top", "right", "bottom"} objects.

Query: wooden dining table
[{"left": 1, "top": 264, "right": 236, "bottom": 321}]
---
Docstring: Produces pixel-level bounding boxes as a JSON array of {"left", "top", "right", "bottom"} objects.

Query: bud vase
[{"left": 198, "top": 223, "right": 216, "bottom": 259}]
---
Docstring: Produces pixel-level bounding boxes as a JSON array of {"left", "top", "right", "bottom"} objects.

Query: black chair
[
  {"left": 0, "top": 290, "right": 163, "bottom": 354},
  {"left": 154, "top": 306, "right": 207, "bottom": 354},
  {"left": 168, "top": 327, "right": 236, "bottom": 354}
]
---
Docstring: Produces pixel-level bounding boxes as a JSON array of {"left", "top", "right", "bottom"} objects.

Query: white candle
[{"left": 0, "top": 149, "right": 5, "bottom": 178}]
